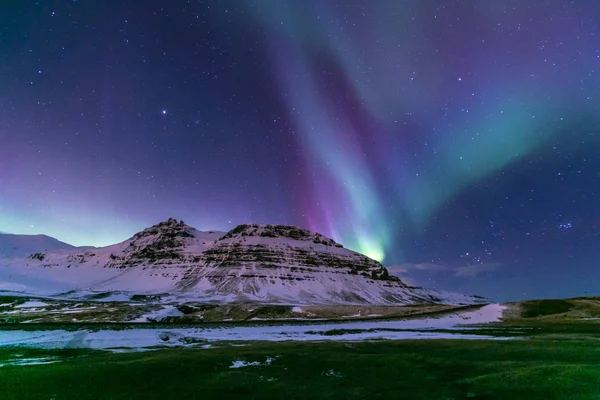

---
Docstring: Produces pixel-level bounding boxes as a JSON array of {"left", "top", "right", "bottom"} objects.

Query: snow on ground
[
  {"left": 453, "top": 304, "right": 507, "bottom": 323},
  {"left": 131, "top": 306, "right": 184, "bottom": 322},
  {"left": 0, "top": 283, "right": 29, "bottom": 292},
  {"left": 59, "top": 308, "right": 97, "bottom": 314},
  {"left": 229, "top": 357, "right": 276, "bottom": 369},
  {"left": 0, "top": 233, "right": 75, "bottom": 259},
  {"left": 230, "top": 360, "right": 262, "bottom": 368},
  {"left": 0, "top": 329, "right": 512, "bottom": 351},
  {"left": 323, "top": 369, "right": 344, "bottom": 378},
  {"left": 0, "top": 357, "right": 60, "bottom": 368},
  {"left": 89, "top": 293, "right": 133, "bottom": 302},
  {"left": 0, "top": 304, "right": 511, "bottom": 350},
  {"left": 14, "top": 301, "right": 49, "bottom": 308},
  {"left": 291, "top": 307, "right": 303, "bottom": 313}
]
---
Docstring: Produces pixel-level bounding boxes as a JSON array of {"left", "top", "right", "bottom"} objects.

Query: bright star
[
  {"left": 558, "top": 222, "right": 573, "bottom": 231},
  {"left": 161, "top": 110, "right": 167, "bottom": 115}
]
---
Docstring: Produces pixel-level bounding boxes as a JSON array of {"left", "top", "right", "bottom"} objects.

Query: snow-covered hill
[
  {"left": 0, "top": 219, "right": 487, "bottom": 306},
  {"left": 0, "top": 233, "right": 75, "bottom": 259}
]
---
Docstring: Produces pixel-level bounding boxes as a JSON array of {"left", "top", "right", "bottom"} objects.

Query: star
[
  {"left": 558, "top": 222, "right": 573, "bottom": 231},
  {"left": 1, "top": 0, "right": 598, "bottom": 303}
]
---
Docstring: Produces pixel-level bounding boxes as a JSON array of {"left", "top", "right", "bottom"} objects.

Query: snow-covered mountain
[
  {"left": 0, "top": 233, "right": 75, "bottom": 259},
  {"left": 0, "top": 219, "right": 487, "bottom": 306}
]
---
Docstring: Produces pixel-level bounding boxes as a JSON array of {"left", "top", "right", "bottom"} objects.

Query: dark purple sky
[{"left": 1, "top": 0, "right": 599, "bottom": 301}]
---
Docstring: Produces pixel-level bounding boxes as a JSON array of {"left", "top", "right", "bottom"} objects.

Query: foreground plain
[{"left": 2, "top": 337, "right": 600, "bottom": 400}]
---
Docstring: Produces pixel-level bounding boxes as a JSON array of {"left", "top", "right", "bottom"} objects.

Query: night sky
[{"left": 1, "top": 1, "right": 599, "bottom": 301}]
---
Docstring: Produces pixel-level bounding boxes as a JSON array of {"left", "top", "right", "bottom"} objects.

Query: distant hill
[
  {"left": 502, "top": 297, "right": 600, "bottom": 321},
  {"left": 0, "top": 233, "right": 75, "bottom": 258}
]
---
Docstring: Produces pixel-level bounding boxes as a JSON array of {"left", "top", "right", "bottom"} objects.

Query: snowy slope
[
  {"left": 0, "top": 219, "right": 224, "bottom": 294},
  {"left": 0, "top": 219, "right": 487, "bottom": 306},
  {"left": 0, "top": 233, "right": 75, "bottom": 259},
  {"left": 171, "top": 224, "right": 483, "bottom": 305}
]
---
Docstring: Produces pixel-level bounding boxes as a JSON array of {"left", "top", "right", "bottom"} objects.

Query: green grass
[
  {"left": 2, "top": 339, "right": 600, "bottom": 400},
  {"left": 520, "top": 299, "right": 574, "bottom": 317}
]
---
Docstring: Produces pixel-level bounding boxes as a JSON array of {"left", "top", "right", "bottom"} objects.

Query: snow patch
[
  {"left": 453, "top": 304, "right": 506, "bottom": 324},
  {"left": 132, "top": 306, "right": 184, "bottom": 322},
  {"left": 230, "top": 357, "right": 276, "bottom": 369},
  {"left": 92, "top": 293, "right": 132, "bottom": 302},
  {"left": 0, "top": 304, "right": 513, "bottom": 350},
  {"left": 229, "top": 360, "right": 262, "bottom": 369},
  {"left": 15, "top": 301, "right": 49, "bottom": 308},
  {"left": 0, "top": 357, "right": 60, "bottom": 367},
  {"left": 323, "top": 369, "right": 344, "bottom": 378}
]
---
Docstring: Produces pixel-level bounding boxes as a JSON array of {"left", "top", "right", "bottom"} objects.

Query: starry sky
[{"left": 1, "top": 1, "right": 599, "bottom": 301}]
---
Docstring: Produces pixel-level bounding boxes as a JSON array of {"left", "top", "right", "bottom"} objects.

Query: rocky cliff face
[
  {"left": 173, "top": 223, "right": 408, "bottom": 304},
  {"left": 104, "top": 218, "right": 220, "bottom": 267},
  {"left": 195, "top": 223, "right": 396, "bottom": 282},
  {"left": 0, "top": 220, "right": 487, "bottom": 306}
]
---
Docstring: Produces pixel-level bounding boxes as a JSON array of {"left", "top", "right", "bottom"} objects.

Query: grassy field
[
  {"left": 2, "top": 338, "right": 600, "bottom": 400},
  {"left": 503, "top": 297, "right": 600, "bottom": 321}
]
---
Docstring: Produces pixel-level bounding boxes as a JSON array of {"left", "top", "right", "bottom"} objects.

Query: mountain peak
[
  {"left": 133, "top": 218, "right": 194, "bottom": 239},
  {"left": 154, "top": 218, "right": 189, "bottom": 229},
  {"left": 0, "top": 221, "right": 487, "bottom": 306},
  {"left": 221, "top": 223, "right": 343, "bottom": 247},
  {"left": 120, "top": 219, "right": 199, "bottom": 261}
]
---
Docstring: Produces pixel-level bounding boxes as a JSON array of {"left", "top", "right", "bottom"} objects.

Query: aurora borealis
[{"left": 1, "top": 1, "right": 599, "bottom": 300}]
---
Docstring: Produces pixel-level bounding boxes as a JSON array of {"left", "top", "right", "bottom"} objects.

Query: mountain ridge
[
  {"left": 0, "top": 233, "right": 76, "bottom": 259},
  {"left": 0, "top": 219, "right": 487, "bottom": 306}
]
